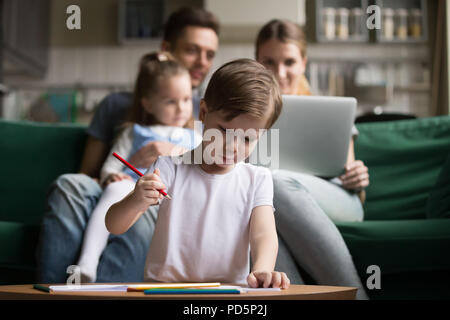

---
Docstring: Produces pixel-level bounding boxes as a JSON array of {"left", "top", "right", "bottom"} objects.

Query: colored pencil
[
  {"left": 127, "top": 282, "right": 221, "bottom": 292},
  {"left": 112, "top": 152, "right": 172, "bottom": 200},
  {"left": 144, "top": 288, "right": 241, "bottom": 295},
  {"left": 33, "top": 284, "right": 51, "bottom": 293}
]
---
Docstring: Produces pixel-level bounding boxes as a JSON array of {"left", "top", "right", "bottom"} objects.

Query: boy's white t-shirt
[{"left": 143, "top": 155, "right": 275, "bottom": 285}]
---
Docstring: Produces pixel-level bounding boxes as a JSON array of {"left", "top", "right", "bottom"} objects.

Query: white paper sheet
[
  {"left": 49, "top": 284, "right": 129, "bottom": 292},
  {"left": 48, "top": 284, "right": 282, "bottom": 293}
]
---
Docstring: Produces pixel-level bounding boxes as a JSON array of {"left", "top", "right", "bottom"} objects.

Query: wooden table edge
[{"left": 0, "top": 284, "right": 357, "bottom": 300}]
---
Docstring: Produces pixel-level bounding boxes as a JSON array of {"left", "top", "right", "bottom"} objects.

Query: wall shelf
[
  {"left": 315, "top": 0, "right": 370, "bottom": 43},
  {"left": 354, "top": 84, "right": 430, "bottom": 92},
  {"left": 307, "top": 43, "right": 429, "bottom": 63},
  {"left": 117, "top": 0, "right": 204, "bottom": 44},
  {"left": 375, "top": 0, "right": 428, "bottom": 44},
  {"left": 307, "top": 0, "right": 428, "bottom": 44},
  {"left": 118, "top": 0, "right": 165, "bottom": 44}
]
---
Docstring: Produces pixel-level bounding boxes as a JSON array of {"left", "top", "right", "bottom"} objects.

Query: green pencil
[
  {"left": 144, "top": 288, "right": 241, "bottom": 295},
  {"left": 33, "top": 284, "right": 51, "bottom": 293}
]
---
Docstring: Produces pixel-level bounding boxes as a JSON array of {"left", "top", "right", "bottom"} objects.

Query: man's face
[{"left": 163, "top": 26, "right": 219, "bottom": 88}]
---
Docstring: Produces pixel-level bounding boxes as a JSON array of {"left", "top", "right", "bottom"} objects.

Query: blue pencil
[{"left": 144, "top": 288, "right": 241, "bottom": 295}]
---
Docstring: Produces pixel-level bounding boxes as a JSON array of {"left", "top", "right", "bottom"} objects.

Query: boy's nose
[{"left": 225, "top": 136, "right": 238, "bottom": 155}]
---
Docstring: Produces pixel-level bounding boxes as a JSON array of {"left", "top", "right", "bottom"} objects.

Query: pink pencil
[{"left": 112, "top": 152, "right": 172, "bottom": 200}]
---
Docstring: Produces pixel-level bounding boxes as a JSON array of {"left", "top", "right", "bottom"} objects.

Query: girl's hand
[
  {"left": 103, "top": 172, "right": 133, "bottom": 187},
  {"left": 339, "top": 160, "right": 370, "bottom": 191},
  {"left": 247, "top": 271, "right": 290, "bottom": 289},
  {"left": 132, "top": 168, "right": 166, "bottom": 208},
  {"left": 129, "top": 141, "right": 187, "bottom": 169}
]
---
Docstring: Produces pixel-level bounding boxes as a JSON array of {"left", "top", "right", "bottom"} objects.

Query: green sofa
[{"left": 1, "top": 116, "right": 449, "bottom": 299}]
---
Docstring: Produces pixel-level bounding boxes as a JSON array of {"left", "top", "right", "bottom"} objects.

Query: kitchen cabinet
[{"left": 2, "top": 0, "right": 50, "bottom": 78}]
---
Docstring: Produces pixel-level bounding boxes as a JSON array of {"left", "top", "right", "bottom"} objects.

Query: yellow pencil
[{"left": 127, "top": 282, "right": 221, "bottom": 292}]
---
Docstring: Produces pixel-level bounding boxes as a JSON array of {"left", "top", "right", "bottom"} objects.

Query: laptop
[{"left": 255, "top": 95, "right": 357, "bottom": 178}]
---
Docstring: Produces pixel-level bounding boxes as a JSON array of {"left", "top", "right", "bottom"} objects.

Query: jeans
[
  {"left": 272, "top": 170, "right": 368, "bottom": 300},
  {"left": 35, "top": 174, "right": 158, "bottom": 283}
]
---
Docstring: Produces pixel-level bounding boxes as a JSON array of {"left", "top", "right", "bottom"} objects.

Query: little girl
[{"left": 77, "top": 52, "right": 201, "bottom": 282}]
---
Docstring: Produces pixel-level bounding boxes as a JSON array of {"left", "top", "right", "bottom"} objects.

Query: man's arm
[
  {"left": 78, "top": 136, "right": 109, "bottom": 178},
  {"left": 81, "top": 92, "right": 132, "bottom": 178}
]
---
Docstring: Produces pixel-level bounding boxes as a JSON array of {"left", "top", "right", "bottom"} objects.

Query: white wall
[
  {"left": 3, "top": 43, "right": 256, "bottom": 118},
  {"left": 205, "top": 0, "right": 305, "bottom": 26}
]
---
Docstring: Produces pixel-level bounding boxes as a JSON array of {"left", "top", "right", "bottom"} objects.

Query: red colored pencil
[{"left": 112, "top": 152, "right": 172, "bottom": 200}]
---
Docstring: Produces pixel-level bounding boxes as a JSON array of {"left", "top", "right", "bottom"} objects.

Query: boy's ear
[{"left": 199, "top": 99, "right": 208, "bottom": 122}]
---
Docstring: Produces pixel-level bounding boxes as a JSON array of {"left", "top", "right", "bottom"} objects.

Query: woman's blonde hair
[{"left": 255, "top": 19, "right": 307, "bottom": 61}]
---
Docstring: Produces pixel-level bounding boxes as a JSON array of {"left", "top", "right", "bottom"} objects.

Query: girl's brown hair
[
  {"left": 126, "top": 51, "right": 194, "bottom": 128},
  {"left": 255, "top": 19, "right": 307, "bottom": 60}
]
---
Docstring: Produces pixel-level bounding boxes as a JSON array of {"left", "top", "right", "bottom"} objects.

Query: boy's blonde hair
[{"left": 203, "top": 59, "right": 282, "bottom": 128}]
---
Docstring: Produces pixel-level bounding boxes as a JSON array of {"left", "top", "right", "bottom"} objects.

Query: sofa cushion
[
  {"left": 0, "top": 220, "right": 40, "bottom": 269},
  {"left": 355, "top": 116, "right": 450, "bottom": 220},
  {"left": 426, "top": 153, "right": 450, "bottom": 219},
  {"left": 0, "top": 120, "right": 87, "bottom": 225},
  {"left": 336, "top": 219, "right": 450, "bottom": 276}
]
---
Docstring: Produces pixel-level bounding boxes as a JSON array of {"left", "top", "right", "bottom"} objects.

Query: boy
[{"left": 106, "top": 59, "right": 289, "bottom": 288}]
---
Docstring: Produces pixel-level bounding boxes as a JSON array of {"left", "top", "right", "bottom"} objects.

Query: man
[
  {"left": 81, "top": 7, "right": 219, "bottom": 178},
  {"left": 36, "top": 7, "right": 220, "bottom": 283}
]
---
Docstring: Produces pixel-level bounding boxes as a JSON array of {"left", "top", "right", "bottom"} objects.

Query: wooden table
[{"left": 0, "top": 284, "right": 356, "bottom": 300}]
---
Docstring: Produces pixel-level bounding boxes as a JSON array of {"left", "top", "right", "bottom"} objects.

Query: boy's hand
[
  {"left": 103, "top": 172, "right": 133, "bottom": 187},
  {"left": 247, "top": 270, "right": 290, "bottom": 289},
  {"left": 132, "top": 168, "right": 166, "bottom": 208}
]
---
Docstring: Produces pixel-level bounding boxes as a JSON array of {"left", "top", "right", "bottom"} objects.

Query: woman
[{"left": 255, "top": 19, "right": 369, "bottom": 299}]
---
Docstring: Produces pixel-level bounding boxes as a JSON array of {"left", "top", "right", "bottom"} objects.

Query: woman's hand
[
  {"left": 339, "top": 160, "right": 370, "bottom": 191},
  {"left": 103, "top": 172, "right": 133, "bottom": 187},
  {"left": 247, "top": 270, "right": 290, "bottom": 289}
]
